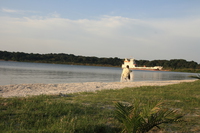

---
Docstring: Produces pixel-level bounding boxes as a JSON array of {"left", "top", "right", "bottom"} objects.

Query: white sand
[{"left": 0, "top": 80, "right": 196, "bottom": 98}]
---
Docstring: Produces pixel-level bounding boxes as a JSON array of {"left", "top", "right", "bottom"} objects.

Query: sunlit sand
[{"left": 0, "top": 80, "right": 196, "bottom": 98}]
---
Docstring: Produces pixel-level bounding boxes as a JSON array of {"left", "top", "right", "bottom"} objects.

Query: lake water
[{"left": 0, "top": 61, "right": 197, "bottom": 85}]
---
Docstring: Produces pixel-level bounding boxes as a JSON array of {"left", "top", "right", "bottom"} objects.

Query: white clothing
[{"left": 121, "top": 68, "right": 132, "bottom": 82}]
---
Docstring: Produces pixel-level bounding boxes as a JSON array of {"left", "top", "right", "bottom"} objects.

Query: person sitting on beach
[{"left": 121, "top": 65, "right": 132, "bottom": 82}]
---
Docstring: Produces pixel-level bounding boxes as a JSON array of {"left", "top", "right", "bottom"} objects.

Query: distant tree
[
  {"left": 187, "top": 61, "right": 198, "bottom": 69},
  {"left": 0, "top": 50, "right": 199, "bottom": 69}
]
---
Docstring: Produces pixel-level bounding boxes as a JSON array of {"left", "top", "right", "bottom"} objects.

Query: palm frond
[{"left": 115, "top": 100, "right": 184, "bottom": 133}]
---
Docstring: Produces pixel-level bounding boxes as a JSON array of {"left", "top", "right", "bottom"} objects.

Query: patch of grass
[{"left": 1, "top": 80, "right": 200, "bottom": 132}]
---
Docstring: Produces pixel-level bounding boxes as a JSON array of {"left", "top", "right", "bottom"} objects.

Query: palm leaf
[{"left": 115, "top": 100, "right": 184, "bottom": 133}]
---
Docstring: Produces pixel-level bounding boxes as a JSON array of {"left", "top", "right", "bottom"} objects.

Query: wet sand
[{"left": 0, "top": 80, "right": 196, "bottom": 98}]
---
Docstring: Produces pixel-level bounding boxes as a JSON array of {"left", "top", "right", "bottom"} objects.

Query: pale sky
[{"left": 0, "top": 0, "right": 200, "bottom": 63}]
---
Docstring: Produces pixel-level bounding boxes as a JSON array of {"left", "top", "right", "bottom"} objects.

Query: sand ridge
[{"left": 0, "top": 80, "right": 196, "bottom": 98}]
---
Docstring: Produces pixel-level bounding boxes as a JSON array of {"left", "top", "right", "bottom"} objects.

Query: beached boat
[{"left": 122, "top": 58, "right": 163, "bottom": 71}]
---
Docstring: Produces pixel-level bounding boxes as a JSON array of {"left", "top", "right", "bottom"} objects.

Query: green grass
[{"left": 1, "top": 80, "right": 200, "bottom": 132}]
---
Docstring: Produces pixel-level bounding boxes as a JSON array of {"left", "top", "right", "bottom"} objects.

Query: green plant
[{"left": 115, "top": 100, "right": 183, "bottom": 133}]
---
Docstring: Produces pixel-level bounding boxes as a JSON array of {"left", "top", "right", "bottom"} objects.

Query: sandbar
[{"left": 0, "top": 80, "right": 196, "bottom": 98}]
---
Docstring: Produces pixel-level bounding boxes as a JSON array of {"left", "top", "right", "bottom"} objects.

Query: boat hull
[
  {"left": 122, "top": 58, "right": 163, "bottom": 71},
  {"left": 129, "top": 68, "right": 161, "bottom": 71}
]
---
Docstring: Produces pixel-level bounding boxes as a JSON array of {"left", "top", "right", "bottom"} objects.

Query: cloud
[
  {"left": 48, "top": 11, "right": 60, "bottom": 18},
  {"left": 0, "top": 15, "right": 199, "bottom": 62},
  {"left": 1, "top": 8, "right": 39, "bottom": 14},
  {"left": 2, "top": 8, "right": 18, "bottom": 13}
]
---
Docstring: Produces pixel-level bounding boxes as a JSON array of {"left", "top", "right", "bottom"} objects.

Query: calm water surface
[{"left": 0, "top": 61, "right": 197, "bottom": 85}]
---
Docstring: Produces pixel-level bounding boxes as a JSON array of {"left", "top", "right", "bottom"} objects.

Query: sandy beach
[{"left": 0, "top": 80, "right": 196, "bottom": 98}]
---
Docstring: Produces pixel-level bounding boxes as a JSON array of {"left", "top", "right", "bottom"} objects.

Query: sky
[{"left": 0, "top": 0, "right": 200, "bottom": 63}]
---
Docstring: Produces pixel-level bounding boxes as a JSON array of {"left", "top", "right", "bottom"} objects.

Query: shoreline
[{"left": 0, "top": 80, "right": 196, "bottom": 98}]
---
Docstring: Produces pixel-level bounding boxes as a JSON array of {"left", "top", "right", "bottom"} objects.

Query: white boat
[{"left": 122, "top": 58, "right": 163, "bottom": 71}]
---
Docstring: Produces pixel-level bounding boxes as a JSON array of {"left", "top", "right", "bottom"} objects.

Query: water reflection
[
  {"left": 132, "top": 70, "right": 194, "bottom": 81},
  {"left": 0, "top": 61, "right": 197, "bottom": 85}
]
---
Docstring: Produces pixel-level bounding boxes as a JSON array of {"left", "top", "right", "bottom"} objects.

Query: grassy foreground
[{"left": 1, "top": 80, "right": 200, "bottom": 133}]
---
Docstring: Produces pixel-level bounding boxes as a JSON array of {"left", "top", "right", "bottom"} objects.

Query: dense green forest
[{"left": 0, "top": 51, "right": 200, "bottom": 72}]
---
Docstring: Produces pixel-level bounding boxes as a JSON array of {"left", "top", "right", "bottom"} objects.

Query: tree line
[
  {"left": 0, "top": 51, "right": 122, "bottom": 67},
  {"left": 0, "top": 50, "right": 200, "bottom": 70}
]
